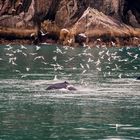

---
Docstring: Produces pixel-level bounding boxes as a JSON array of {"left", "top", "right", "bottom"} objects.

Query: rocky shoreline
[{"left": 0, "top": 0, "right": 140, "bottom": 47}]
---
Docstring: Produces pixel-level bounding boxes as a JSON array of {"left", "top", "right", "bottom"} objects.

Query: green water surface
[{"left": 0, "top": 44, "right": 140, "bottom": 140}]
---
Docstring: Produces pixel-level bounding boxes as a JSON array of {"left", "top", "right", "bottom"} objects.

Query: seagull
[
  {"left": 111, "top": 41, "right": 116, "bottom": 46},
  {"left": 53, "top": 56, "right": 57, "bottom": 61},
  {"left": 108, "top": 72, "right": 111, "bottom": 76},
  {"left": 95, "top": 59, "right": 101, "bottom": 66},
  {"left": 16, "top": 49, "right": 23, "bottom": 53},
  {"left": 63, "top": 45, "right": 69, "bottom": 50},
  {"left": 115, "top": 64, "right": 119, "bottom": 70},
  {"left": 96, "top": 67, "right": 101, "bottom": 71},
  {"left": 64, "top": 57, "right": 74, "bottom": 62},
  {"left": 54, "top": 47, "right": 63, "bottom": 54},
  {"left": 5, "top": 45, "right": 13, "bottom": 50},
  {"left": 118, "top": 58, "right": 128, "bottom": 62},
  {"left": 82, "top": 69, "right": 87, "bottom": 74},
  {"left": 97, "top": 38, "right": 101, "bottom": 41},
  {"left": 56, "top": 63, "right": 64, "bottom": 70},
  {"left": 11, "top": 60, "right": 17, "bottom": 65},
  {"left": 119, "top": 48, "right": 123, "bottom": 52},
  {"left": 86, "top": 64, "right": 90, "bottom": 69},
  {"left": 80, "top": 63, "right": 84, "bottom": 69},
  {"left": 118, "top": 74, "right": 122, "bottom": 78},
  {"left": 88, "top": 58, "right": 94, "bottom": 62},
  {"left": 51, "top": 63, "right": 63, "bottom": 71},
  {"left": 6, "top": 44, "right": 12, "bottom": 47},
  {"left": 41, "top": 61, "right": 48, "bottom": 65},
  {"left": 112, "top": 55, "right": 120, "bottom": 60},
  {"left": 6, "top": 53, "right": 14, "bottom": 56},
  {"left": 131, "top": 54, "right": 139, "bottom": 62},
  {"left": 108, "top": 57, "right": 111, "bottom": 62},
  {"left": 106, "top": 50, "right": 110, "bottom": 56},
  {"left": 111, "top": 52, "right": 117, "bottom": 56},
  {"left": 30, "top": 32, "right": 36, "bottom": 37},
  {"left": 67, "top": 38, "right": 73, "bottom": 44},
  {"left": 103, "top": 72, "right": 106, "bottom": 77},
  {"left": 82, "top": 52, "right": 92, "bottom": 57},
  {"left": 101, "top": 55, "right": 104, "bottom": 59},
  {"left": 40, "top": 30, "right": 48, "bottom": 36},
  {"left": 79, "top": 33, "right": 87, "bottom": 38},
  {"left": 20, "top": 45, "right": 27, "bottom": 50},
  {"left": 83, "top": 48, "right": 89, "bottom": 53},
  {"left": 106, "top": 66, "right": 110, "bottom": 69},
  {"left": 22, "top": 52, "right": 27, "bottom": 57},
  {"left": 101, "top": 44, "right": 107, "bottom": 48},
  {"left": 99, "top": 50, "right": 104, "bottom": 56},
  {"left": 127, "top": 52, "right": 133, "bottom": 56},
  {"left": 53, "top": 75, "right": 58, "bottom": 81},
  {"left": 83, "top": 43, "right": 88, "bottom": 48},
  {"left": 21, "top": 75, "right": 27, "bottom": 78},
  {"left": 126, "top": 46, "right": 130, "bottom": 50},
  {"left": 12, "top": 8, "right": 16, "bottom": 12},
  {"left": 30, "top": 53, "right": 37, "bottom": 56},
  {"left": 9, "top": 57, "right": 16, "bottom": 63},
  {"left": 14, "top": 70, "right": 21, "bottom": 73},
  {"left": 36, "top": 46, "right": 41, "bottom": 51},
  {"left": 26, "top": 67, "right": 30, "bottom": 71},
  {"left": 34, "top": 56, "right": 45, "bottom": 61},
  {"left": 116, "top": 124, "right": 119, "bottom": 131},
  {"left": 134, "top": 54, "right": 139, "bottom": 59},
  {"left": 133, "top": 66, "right": 138, "bottom": 70},
  {"left": 96, "top": 45, "right": 100, "bottom": 48},
  {"left": 72, "top": 67, "right": 77, "bottom": 70}
]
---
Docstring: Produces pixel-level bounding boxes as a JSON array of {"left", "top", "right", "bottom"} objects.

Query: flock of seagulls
[{"left": 0, "top": 44, "right": 140, "bottom": 79}]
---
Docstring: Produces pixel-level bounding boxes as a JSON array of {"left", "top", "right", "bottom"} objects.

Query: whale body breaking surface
[{"left": 46, "top": 81, "right": 77, "bottom": 91}]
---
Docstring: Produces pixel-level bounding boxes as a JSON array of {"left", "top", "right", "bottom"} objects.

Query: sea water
[{"left": 0, "top": 44, "right": 140, "bottom": 140}]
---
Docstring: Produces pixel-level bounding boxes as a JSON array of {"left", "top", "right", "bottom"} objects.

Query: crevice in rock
[
  {"left": 122, "top": 0, "right": 140, "bottom": 27},
  {"left": 44, "top": 0, "right": 61, "bottom": 21}
]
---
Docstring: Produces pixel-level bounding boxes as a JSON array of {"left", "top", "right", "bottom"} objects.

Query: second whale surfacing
[{"left": 46, "top": 81, "right": 77, "bottom": 91}]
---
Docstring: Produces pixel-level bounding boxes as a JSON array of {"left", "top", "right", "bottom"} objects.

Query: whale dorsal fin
[{"left": 64, "top": 81, "right": 69, "bottom": 84}]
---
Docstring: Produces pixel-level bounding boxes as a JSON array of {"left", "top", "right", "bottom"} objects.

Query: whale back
[
  {"left": 67, "top": 86, "right": 77, "bottom": 91},
  {"left": 46, "top": 81, "right": 69, "bottom": 90}
]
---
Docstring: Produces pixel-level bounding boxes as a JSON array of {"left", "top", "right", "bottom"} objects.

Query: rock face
[
  {"left": 122, "top": 0, "right": 140, "bottom": 28},
  {"left": 0, "top": 0, "right": 34, "bottom": 28},
  {"left": 72, "top": 7, "right": 139, "bottom": 37},
  {"left": 0, "top": 0, "right": 140, "bottom": 45},
  {"left": 0, "top": 0, "right": 140, "bottom": 28}
]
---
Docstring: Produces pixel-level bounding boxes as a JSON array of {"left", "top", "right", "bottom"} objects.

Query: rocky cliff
[{"left": 0, "top": 0, "right": 140, "bottom": 46}]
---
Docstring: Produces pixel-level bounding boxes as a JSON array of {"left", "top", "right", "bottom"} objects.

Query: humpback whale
[{"left": 46, "top": 81, "right": 77, "bottom": 91}]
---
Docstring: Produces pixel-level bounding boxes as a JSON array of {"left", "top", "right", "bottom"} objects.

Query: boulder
[{"left": 72, "top": 7, "right": 140, "bottom": 40}]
